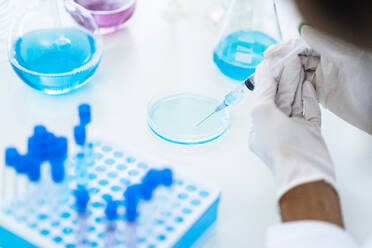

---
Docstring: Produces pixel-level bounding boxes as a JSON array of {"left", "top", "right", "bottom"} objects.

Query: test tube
[
  {"left": 13, "top": 155, "right": 32, "bottom": 220},
  {"left": 2, "top": 148, "right": 19, "bottom": 211},
  {"left": 25, "top": 159, "right": 42, "bottom": 226},
  {"left": 104, "top": 199, "right": 119, "bottom": 248},
  {"left": 85, "top": 142, "right": 95, "bottom": 167},
  {"left": 74, "top": 185, "right": 90, "bottom": 247},
  {"left": 75, "top": 152, "right": 89, "bottom": 186}
]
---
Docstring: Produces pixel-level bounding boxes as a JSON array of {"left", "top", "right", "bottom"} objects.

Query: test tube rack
[{"left": 0, "top": 140, "right": 220, "bottom": 248}]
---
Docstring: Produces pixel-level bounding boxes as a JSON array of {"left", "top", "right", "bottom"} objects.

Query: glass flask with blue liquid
[
  {"left": 8, "top": 0, "right": 103, "bottom": 95},
  {"left": 213, "top": 0, "right": 282, "bottom": 81}
]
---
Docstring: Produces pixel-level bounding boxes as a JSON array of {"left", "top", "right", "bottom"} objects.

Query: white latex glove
[
  {"left": 249, "top": 56, "right": 336, "bottom": 199},
  {"left": 302, "top": 26, "right": 372, "bottom": 134}
]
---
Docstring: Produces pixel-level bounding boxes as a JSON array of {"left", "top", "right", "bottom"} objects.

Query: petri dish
[{"left": 148, "top": 94, "right": 230, "bottom": 145}]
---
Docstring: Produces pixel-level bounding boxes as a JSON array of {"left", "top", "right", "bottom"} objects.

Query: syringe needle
[{"left": 196, "top": 111, "right": 216, "bottom": 127}]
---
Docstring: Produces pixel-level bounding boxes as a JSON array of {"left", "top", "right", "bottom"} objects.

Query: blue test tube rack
[{"left": 0, "top": 104, "right": 220, "bottom": 248}]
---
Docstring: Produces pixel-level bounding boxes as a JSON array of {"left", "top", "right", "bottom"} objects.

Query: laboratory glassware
[
  {"left": 148, "top": 94, "right": 230, "bottom": 145},
  {"left": 198, "top": 39, "right": 308, "bottom": 126},
  {"left": 206, "top": 0, "right": 230, "bottom": 29},
  {"left": 74, "top": 0, "right": 136, "bottom": 34},
  {"left": 213, "top": 0, "right": 282, "bottom": 80},
  {"left": 8, "top": 0, "right": 103, "bottom": 95},
  {"left": 0, "top": 0, "right": 14, "bottom": 63}
]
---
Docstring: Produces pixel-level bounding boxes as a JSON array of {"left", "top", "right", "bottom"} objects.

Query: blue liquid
[
  {"left": 10, "top": 28, "right": 101, "bottom": 94},
  {"left": 213, "top": 30, "right": 277, "bottom": 81}
]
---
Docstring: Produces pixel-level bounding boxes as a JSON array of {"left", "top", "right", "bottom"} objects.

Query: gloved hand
[
  {"left": 249, "top": 54, "right": 336, "bottom": 199},
  {"left": 302, "top": 26, "right": 372, "bottom": 134}
]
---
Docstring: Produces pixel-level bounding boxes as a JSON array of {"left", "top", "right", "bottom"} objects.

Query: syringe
[{"left": 196, "top": 40, "right": 309, "bottom": 127}]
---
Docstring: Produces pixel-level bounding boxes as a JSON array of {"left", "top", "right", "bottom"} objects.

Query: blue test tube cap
[
  {"left": 142, "top": 169, "right": 160, "bottom": 189},
  {"left": 105, "top": 200, "right": 119, "bottom": 221},
  {"left": 74, "top": 125, "right": 86, "bottom": 146},
  {"left": 160, "top": 168, "right": 173, "bottom": 187},
  {"left": 33, "top": 125, "right": 47, "bottom": 138},
  {"left": 125, "top": 204, "right": 138, "bottom": 222},
  {"left": 27, "top": 137, "right": 39, "bottom": 157},
  {"left": 5, "top": 147, "right": 20, "bottom": 167},
  {"left": 15, "top": 155, "right": 30, "bottom": 174},
  {"left": 124, "top": 184, "right": 141, "bottom": 202},
  {"left": 141, "top": 183, "right": 154, "bottom": 201},
  {"left": 27, "top": 158, "right": 41, "bottom": 182},
  {"left": 50, "top": 137, "right": 68, "bottom": 162},
  {"left": 74, "top": 185, "right": 90, "bottom": 213},
  {"left": 38, "top": 132, "right": 56, "bottom": 161},
  {"left": 79, "top": 104, "right": 91, "bottom": 126},
  {"left": 51, "top": 160, "right": 65, "bottom": 183}
]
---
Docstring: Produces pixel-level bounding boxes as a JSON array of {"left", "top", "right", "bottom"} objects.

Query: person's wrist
[{"left": 273, "top": 155, "right": 336, "bottom": 200}]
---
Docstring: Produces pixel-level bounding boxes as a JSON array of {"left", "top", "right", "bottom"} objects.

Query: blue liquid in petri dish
[
  {"left": 148, "top": 94, "right": 230, "bottom": 145},
  {"left": 10, "top": 28, "right": 101, "bottom": 94},
  {"left": 213, "top": 30, "right": 277, "bottom": 81}
]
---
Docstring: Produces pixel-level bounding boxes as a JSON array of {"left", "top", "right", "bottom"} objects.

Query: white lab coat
[{"left": 267, "top": 221, "right": 372, "bottom": 248}]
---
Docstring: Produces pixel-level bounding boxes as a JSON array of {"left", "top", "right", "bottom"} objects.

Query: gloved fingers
[
  {"left": 264, "top": 39, "right": 303, "bottom": 59},
  {"left": 291, "top": 75, "right": 303, "bottom": 118},
  {"left": 299, "top": 54, "right": 320, "bottom": 71},
  {"left": 302, "top": 79, "right": 321, "bottom": 128},
  {"left": 275, "top": 56, "right": 304, "bottom": 116},
  {"left": 253, "top": 60, "right": 278, "bottom": 103}
]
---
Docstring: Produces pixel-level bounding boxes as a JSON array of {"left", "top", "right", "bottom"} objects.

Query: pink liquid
[{"left": 75, "top": 0, "right": 136, "bottom": 34}]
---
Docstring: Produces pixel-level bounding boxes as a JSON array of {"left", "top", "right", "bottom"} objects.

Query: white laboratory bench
[{"left": 0, "top": 0, "right": 371, "bottom": 247}]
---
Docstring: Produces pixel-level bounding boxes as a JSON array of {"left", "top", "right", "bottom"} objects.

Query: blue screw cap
[
  {"left": 50, "top": 137, "right": 68, "bottom": 162},
  {"left": 5, "top": 147, "right": 20, "bottom": 167},
  {"left": 79, "top": 104, "right": 91, "bottom": 126},
  {"left": 74, "top": 125, "right": 86, "bottom": 146},
  {"left": 105, "top": 200, "right": 119, "bottom": 221},
  {"left": 15, "top": 155, "right": 30, "bottom": 174},
  {"left": 27, "top": 137, "right": 40, "bottom": 158},
  {"left": 34, "top": 125, "right": 47, "bottom": 138},
  {"left": 142, "top": 169, "right": 160, "bottom": 189},
  {"left": 141, "top": 183, "right": 154, "bottom": 201},
  {"left": 74, "top": 185, "right": 90, "bottom": 213},
  {"left": 125, "top": 204, "right": 138, "bottom": 222},
  {"left": 124, "top": 184, "right": 141, "bottom": 202},
  {"left": 160, "top": 168, "right": 173, "bottom": 187},
  {"left": 27, "top": 158, "right": 41, "bottom": 182},
  {"left": 51, "top": 161, "right": 65, "bottom": 183}
]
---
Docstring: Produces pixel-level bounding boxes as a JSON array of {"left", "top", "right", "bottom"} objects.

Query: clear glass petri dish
[{"left": 148, "top": 94, "right": 230, "bottom": 145}]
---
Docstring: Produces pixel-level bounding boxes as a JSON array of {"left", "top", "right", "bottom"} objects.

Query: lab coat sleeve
[{"left": 266, "top": 221, "right": 360, "bottom": 248}]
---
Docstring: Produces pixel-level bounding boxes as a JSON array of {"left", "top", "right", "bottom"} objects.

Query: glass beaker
[
  {"left": 73, "top": 0, "right": 136, "bottom": 34},
  {"left": 8, "top": 0, "right": 103, "bottom": 95},
  {"left": 213, "top": 0, "right": 282, "bottom": 81}
]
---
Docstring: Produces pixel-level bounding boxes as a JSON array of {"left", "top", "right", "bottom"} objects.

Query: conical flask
[
  {"left": 213, "top": 0, "right": 282, "bottom": 81},
  {"left": 8, "top": 0, "right": 103, "bottom": 95}
]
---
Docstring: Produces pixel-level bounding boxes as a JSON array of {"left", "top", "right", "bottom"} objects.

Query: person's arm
[
  {"left": 279, "top": 180, "right": 344, "bottom": 227},
  {"left": 250, "top": 38, "right": 358, "bottom": 248}
]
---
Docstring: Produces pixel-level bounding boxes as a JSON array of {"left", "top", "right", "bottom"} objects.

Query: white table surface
[{"left": 0, "top": 0, "right": 371, "bottom": 247}]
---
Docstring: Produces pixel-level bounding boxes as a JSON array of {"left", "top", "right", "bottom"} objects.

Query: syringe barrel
[{"left": 224, "top": 82, "right": 250, "bottom": 107}]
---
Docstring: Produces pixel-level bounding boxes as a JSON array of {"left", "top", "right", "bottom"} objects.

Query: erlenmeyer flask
[
  {"left": 213, "top": 0, "right": 282, "bottom": 81},
  {"left": 8, "top": 0, "right": 103, "bottom": 95}
]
